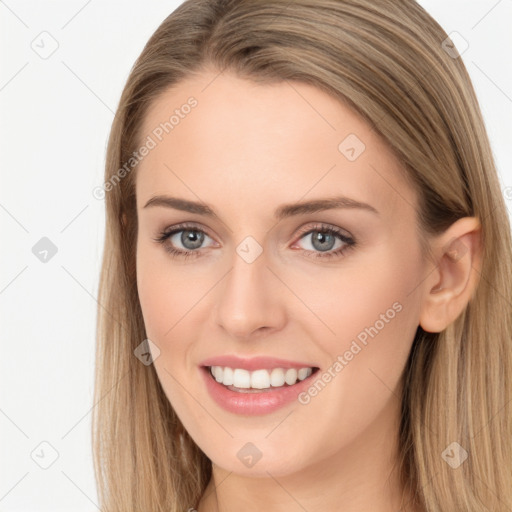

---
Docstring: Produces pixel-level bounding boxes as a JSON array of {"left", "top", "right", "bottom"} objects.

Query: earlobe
[{"left": 419, "top": 217, "right": 482, "bottom": 333}]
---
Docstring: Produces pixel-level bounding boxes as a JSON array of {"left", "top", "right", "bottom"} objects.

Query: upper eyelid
[{"left": 163, "top": 223, "right": 214, "bottom": 239}]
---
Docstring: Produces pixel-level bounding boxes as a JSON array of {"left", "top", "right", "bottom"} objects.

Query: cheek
[
  {"left": 284, "top": 240, "right": 421, "bottom": 356},
  {"left": 135, "top": 245, "right": 196, "bottom": 409},
  {"left": 136, "top": 242, "right": 203, "bottom": 340},
  {"left": 306, "top": 243, "right": 422, "bottom": 420},
  {"left": 135, "top": 243, "right": 215, "bottom": 402},
  {"left": 136, "top": 261, "right": 172, "bottom": 341}
]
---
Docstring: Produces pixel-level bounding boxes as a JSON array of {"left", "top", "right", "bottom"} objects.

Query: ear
[{"left": 419, "top": 216, "right": 482, "bottom": 333}]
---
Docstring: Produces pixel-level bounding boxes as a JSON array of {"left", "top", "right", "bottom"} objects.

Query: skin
[{"left": 134, "top": 68, "right": 481, "bottom": 512}]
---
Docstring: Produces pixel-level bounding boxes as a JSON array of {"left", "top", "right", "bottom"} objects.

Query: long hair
[{"left": 92, "top": 1, "right": 512, "bottom": 510}]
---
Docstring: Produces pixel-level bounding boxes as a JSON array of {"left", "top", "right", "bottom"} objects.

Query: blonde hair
[{"left": 92, "top": 1, "right": 512, "bottom": 510}]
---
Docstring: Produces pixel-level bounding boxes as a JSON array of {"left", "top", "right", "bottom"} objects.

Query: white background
[{"left": 1, "top": 1, "right": 511, "bottom": 510}]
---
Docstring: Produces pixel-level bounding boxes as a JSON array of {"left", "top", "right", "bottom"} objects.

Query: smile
[
  {"left": 209, "top": 365, "right": 315, "bottom": 391},
  {"left": 200, "top": 364, "right": 320, "bottom": 415}
]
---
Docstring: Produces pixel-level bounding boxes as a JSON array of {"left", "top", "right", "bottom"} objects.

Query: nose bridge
[{"left": 213, "top": 239, "right": 286, "bottom": 338}]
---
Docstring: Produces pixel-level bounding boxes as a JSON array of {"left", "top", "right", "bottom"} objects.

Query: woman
[{"left": 92, "top": 1, "right": 512, "bottom": 510}]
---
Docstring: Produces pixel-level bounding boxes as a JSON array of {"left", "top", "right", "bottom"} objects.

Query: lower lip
[{"left": 200, "top": 366, "right": 317, "bottom": 415}]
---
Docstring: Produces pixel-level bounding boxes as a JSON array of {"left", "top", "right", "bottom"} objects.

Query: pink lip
[
  {"left": 199, "top": 366, "right": 318, "bottom": 415},
  {"left": 199, "top": 354, "right": 318, "bottom": 371}
]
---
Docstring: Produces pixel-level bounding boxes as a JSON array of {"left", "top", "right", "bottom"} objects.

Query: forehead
[{"left": 135, "top": 70, "right": 416, "bottom": 221}]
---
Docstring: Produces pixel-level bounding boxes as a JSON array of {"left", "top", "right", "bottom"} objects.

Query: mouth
[{"left": 202, "top": 365, "right": 320, "bottom": 393}]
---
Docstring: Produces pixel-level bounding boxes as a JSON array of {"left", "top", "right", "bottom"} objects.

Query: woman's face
[{"left": 135, "top": 69, "right": 427, "bottom": 477}]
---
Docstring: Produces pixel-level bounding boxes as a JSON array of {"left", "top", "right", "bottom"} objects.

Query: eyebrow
[{"left": 143, "top": 195, "right": 379, "bottom": 219}]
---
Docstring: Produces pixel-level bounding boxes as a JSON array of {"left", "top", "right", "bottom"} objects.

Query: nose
[{"left": 213, "top": 246, "right": 287, "bottom": 340}]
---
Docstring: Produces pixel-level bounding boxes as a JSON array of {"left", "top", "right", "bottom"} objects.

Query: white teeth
[
  {"left": 209, "top": 366, "right": 313, "bottom": 389},
  {"left": 213, "top": 366, "right": 223, "bottom": 383},
  {"left": 297, "top": 367, "right": 310, "bottom": 380},
  {"left": 233, "top": 369, "right": 251, "bottom": 388},
  {"left": 285, "top": 368, "right": 298, "bottom": 385},
  {"left": 251, "top": 369, "right": 270, "bottom": 389},
  {"left": 223, "top": 366, "right": 234, "bottom": 385},
  {"left": 270, "top": 368, "right": 285, "bottom": 387}
]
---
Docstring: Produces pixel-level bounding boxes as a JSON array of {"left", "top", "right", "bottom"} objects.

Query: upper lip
[{"left": 199, "top": 355, "right": 319, "bottom": 371}]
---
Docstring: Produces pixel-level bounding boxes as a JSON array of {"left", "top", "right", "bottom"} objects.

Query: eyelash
[{"left": 153, "top": 222, "right": 356, "bottom": 261}]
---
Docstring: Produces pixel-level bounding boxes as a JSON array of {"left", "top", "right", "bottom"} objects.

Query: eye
[
  {"left": 291, "top": 223, "right": 356, "bottom": 260},
  {"left": 153, "top": 222, "right": 356, "bottom": 261},
  {"left": 153, "top": 223, "right": 217, "bottom": 260}
]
